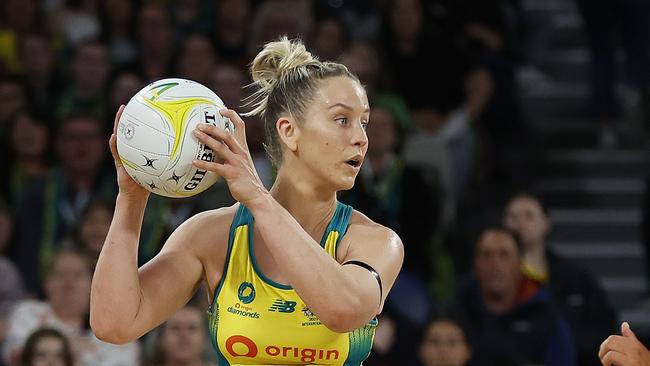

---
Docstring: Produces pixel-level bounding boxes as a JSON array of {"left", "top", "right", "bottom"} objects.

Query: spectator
[
  {"left": 3, "top": 249, "right": 139, "bottom": 366},
  {"left": 17, "top": 32, "right": 62, "bottom": 116},
  {"left": 0, "top": 77, "right": 27, "bottom": 129},
  {"left": 171, "top": 0, "right": 212, "bottom": 38},
  {"left": 249, "top": 0, "right": 312, "bottom": 52},
  {"left": 0, "top": 0, "right": 40, "bottom": 74},
  {"left": 148, "top": 305, "right": 216, "bottom": 366},
  {"left": 19, "top": 328, "right": 74, "bottom": 366},
  {"left": 210, "top": 63, "right": 245, "bottom": 111},
  {"left": 135, "top": 3, "right": 175, "bottom": 82},
  {"left": 47, "top": 0, "right": 100, "bottom": 47},
  {"left": 453, "top": 227, "right": 577, "bottom": 365},
  {"left": 75, "top": 199, "right": 113, "bottom": 268},
  {"left": 177, "top": 33, "right": 218, "bottom": 87},
  {"left": 99, "top": 0, "right": 138, "bottom": 66},
  {"left": 419, "top": 316, "right": 472, "bottom": 366},
  {"left": 308, "top": 17, "right": 349, "bottom": 61},
  {"left": 56, "top": 40, "right": 111, "bottom": 122},
  {"left": 3, "top": 109, "right": 51, "bottom": 207},
  {"left": 503, "top": 192, "right": 618, "bottom": 366},
  {"left": 15, "top": 113, "right": 115, "bottom": 294},
  {"left": 0, "top": 201, "right": 27, "bottom": 345},
  {"left": 108, "top": 71, "right": 144, "bottom": 115},
  {"left": 212, "top": 0, "right": 252, "bottom": 65}
]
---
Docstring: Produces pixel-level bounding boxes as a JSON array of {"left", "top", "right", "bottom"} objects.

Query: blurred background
[{"left": 0, "top": 0, "right": 648, "bottom": 365}]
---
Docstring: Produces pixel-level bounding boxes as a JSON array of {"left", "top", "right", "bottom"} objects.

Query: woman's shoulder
[{"left": 347, "top": 210, "right": 403, "bottom": 247}]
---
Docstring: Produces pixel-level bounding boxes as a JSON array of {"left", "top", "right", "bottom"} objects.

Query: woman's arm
[
  {"left": 90, "top": 106, "right": 218, "bottom": 344},
  {"left": 250, "top": 197, "right": 403, "bottom": 332},
  {"left": 90, "top": 199, "right": 207, "bottom": 344}
]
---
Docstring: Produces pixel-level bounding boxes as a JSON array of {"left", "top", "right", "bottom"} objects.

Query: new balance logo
[{"left": 268, "top": 300, "right": 297, "bottom": 313}]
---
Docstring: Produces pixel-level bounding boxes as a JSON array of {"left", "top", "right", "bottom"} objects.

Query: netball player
[{"left": 90, "top": 37, "right": 404, "bottom": 365}]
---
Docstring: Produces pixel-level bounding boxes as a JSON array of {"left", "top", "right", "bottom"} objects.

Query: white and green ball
[{"left": 116, "top": 78, "right": 233, "bottom": 198}]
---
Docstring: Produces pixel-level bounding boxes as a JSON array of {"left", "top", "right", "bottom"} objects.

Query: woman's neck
[
  {"left": 51, "top": 303, "right": 84, "bottom": 328},
  {"left": 270, "top": 171, "right": 338, "bottom": 240},
  {"left": 523, "top": 241, "right": 548, "bottom": 275}
]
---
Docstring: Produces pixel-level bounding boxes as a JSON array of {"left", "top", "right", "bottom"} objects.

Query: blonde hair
[{"left": 243, "top": 36, "right": 359, "bottom": 166}]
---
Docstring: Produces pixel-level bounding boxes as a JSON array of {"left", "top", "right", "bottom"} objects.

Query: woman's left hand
[{"left": 192, "top": 109, "right": 269, "bottom": 207}]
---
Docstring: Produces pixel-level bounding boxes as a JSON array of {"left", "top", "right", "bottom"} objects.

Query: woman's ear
[{"left": 277, "top": 116, "right": 300, "bottom": 152}]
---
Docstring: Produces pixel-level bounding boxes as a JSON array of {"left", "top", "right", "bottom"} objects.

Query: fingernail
[
  {"left": 197, "top": 124, "right": 206, "bottom": 131},
  {"left": 193, "top": 130, "right": 202, "bottom": 137}
]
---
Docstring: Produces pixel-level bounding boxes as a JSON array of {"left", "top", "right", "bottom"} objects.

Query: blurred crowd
[{"left": 0, "top": 0, "right": 648, "bottom": 365}]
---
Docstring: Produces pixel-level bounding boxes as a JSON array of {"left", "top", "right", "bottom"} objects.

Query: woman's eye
[
  {"left": 335, "top": 117, "right": 347, "bottom": 125},
  {"left": 361, "top": 121, "right": 368, "bottom": 130}
]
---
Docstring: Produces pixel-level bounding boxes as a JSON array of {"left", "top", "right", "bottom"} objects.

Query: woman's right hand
[{"left": 109, "top": 105, "right": 150, "bottom": 200}]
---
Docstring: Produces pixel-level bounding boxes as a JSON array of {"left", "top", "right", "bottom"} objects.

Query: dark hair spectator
[
  {"left": 14, "top": 112, "right": 115, "bottom": 294},
  {"left": 74, "top": 198, "right": 113, "bottom": 267},
  {"left": 419, "top": 315, "right": 472, "bottom": 366},
  {"left": 308, "top": 16, "right": 349, "bottom": 61},
  {"left": 503, "top": 191, "right": 618, "bottom": 365},
  {"left": 98, "top": 0, "right": 138, "bottom": 66},
  {"left": 0, "top": 76, "right": 28, "bottom": 129},
  {"left": 3, "top": 109, "right": 52, "bottom": 207},
  {"left": 17, "top": 32, "right": 62, "bottom": 116},
  {"left": 4, "top": 248, "right": 139, "bottom": 365},
  {"left": 148, "top": 305, "right": 215, "bottom": 366},
  {"left": 19, "top": 328, "right": 74, "bottom": 366},
  {"left": 135, "top": 2, "right": 174, "bottom": 82},
  {"left": 213, "top": 0, "right": 252, "bottom": 65},
  {"left": 452, "top": 227, "right": 577, "bottom": 365},
  {"left": 176, "top": 33, "right": 218, "bottom": 86},
  {"left": 56, "top": 39, "right": 111, "bottom": 122}
]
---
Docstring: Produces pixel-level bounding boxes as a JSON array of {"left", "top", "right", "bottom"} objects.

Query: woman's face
[
  {"left": 160, "top": 307, "right": 206, "bottom": 364},
  {"left": 80, "top": 205, "right": 112, "bottom": 257},
  {"left": 390, "top": 0, "right": 423, "bottom": 40},
  {"left": 11, "top": 114, "right": 48, "bottom": 159},
  {"left": 31, "top": 336, "right": 67, "bottom": 366},
  {"left": 286, "top": 76, "right": 369, "bottom": 191},
  {"left": 419, "top": 320, "right": 471, "bottom": 366},
  {"left": 503, "top": 196, "right": 550, "bottom": 248},
  {"left": 44, "top": 253, "right": 91, "bottom": 315}
]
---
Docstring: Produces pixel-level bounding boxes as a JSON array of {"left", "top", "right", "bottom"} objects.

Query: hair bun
[{"left": 244, "top": 37, "right": 321, "bottom": 117}]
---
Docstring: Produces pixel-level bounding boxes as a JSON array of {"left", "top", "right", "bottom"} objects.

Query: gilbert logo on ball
[{"left": 116, "top": 78, "right": 233, "bottom": 198}]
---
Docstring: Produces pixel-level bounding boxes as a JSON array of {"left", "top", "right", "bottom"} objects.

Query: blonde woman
[{"left": 90, "top": 37, "right": 404, "bottom": 365}]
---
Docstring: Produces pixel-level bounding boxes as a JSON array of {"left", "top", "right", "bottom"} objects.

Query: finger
[
  {"left": 622, "top": 322, "right": 637, "bottom": 340},
  {"left": 113, "top": 104, "right": 125, "bottom": 135},
  {"left": 192, "top": 159, "right": 229, "bottom": 176},
  {"left": 193, "top": 129, "right": 239, "bottom": 164},
  {"left": 219, "top": 109, "right": 247, "bottom": 143},
  {"left": 601, "top": 350, "right": 628, "bottom": 366},
  {"left": 108, "top": 134, "right": 123, "bottom": 167},
  {"left": 196, "top": 123, "right": 245, "bottom": 155},
  {"left": 599, "top": 335, "right": 628, "bottom": 360}
]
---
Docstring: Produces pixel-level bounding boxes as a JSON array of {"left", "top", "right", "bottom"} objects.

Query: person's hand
[
  {"left": 192, "top": 109, "right": 268, "bottom": 207},
  {"left": 109, "top": 105, "right": 150, "bottom": 200},
  {"left": 599, "top": 322, "right": 650, "bottom": 365}
]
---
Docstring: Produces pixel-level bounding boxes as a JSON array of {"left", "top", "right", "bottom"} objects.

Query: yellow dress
[{"left": 207, "top": 202, "right": 377, "bottom": 365}]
